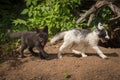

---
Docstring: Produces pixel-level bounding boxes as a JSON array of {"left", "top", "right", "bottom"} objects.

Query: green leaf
[
  {"left": 12, "top": 19, "right": 27, "bottom": 26},
  {"left": 21, "top": 9, "right": 29, "bottom": 15},
  {"left": 25, "top": 0, "right": 32, "bottom": 7},
  {"left": 32, "top": 0, "right": 37, "bottom": 6},
  {"left": 64, "top": 72, "right": 71, "bottom": 78}
]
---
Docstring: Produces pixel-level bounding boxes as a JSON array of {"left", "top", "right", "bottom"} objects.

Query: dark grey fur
[{"left": 7, "top": 26, "right": 48, "bottom": 59}]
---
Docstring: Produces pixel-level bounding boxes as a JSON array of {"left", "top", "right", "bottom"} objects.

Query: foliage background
[
  {"left": 0, "top": 0, "right": 119, "bottom": 45},
  {"left": 12, "top": 0, "right": 82, "bottom": 35}
]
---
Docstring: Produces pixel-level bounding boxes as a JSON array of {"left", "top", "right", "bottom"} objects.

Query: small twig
[
  {"left": 87, "top": 13, "right": 95, "bottom": 26},
  {"left": 109, "top": 16, "right": 120, "bottom": 21},
  {"left": 114, "top": 28, "right": 120, "bottom": 32}
]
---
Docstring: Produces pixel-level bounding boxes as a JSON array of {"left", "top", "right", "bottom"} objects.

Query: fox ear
[
  {"left": 43, "top": 25, "right": 48, "bottom": 32},
  {"left": 35, "top": 27, "right": 41, "bottom": 33},
  {"left": 97, "top": 22, "right": 104, "bottom": 30}
]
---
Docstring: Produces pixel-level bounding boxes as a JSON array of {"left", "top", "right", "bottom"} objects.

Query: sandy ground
[{"left": 0, "top": 42, "right": 120, "bottom": 80}]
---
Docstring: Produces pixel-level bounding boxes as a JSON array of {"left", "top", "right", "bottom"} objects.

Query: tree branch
[
  {"left": 108, "top": 3, "right": 120, "bottom": 21},
  {"left": 76, "top": 0, "right": 109, "bottom": 24},
  {"left": 87, "top": 13, "right": 95, "bottom": 26},
  {"left": 76, "top": 0, "right": 120, "bottom": 25}
]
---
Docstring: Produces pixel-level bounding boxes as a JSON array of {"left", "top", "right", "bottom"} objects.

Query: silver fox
[
  {"left": 50, "top": 22, "right": 110, "bottom": 59},
  {"left": 7, "top": 26, "right": 48, "bottom": 59}
]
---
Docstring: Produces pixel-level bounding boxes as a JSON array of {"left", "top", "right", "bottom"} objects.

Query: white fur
[
  {"left": 98, "top": 22, "right": 104, "bottom": 30},
  {"left": 105, "top": 30, "right": 110, "bottom": 39},
  {"left": 50, "top": 23, "right": 109, "bottom": 59},
  {"left": 50, "top": 31, "right": 67, "bottom": 44}
]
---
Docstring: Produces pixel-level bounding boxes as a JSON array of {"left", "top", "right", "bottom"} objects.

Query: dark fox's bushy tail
[
  {"left": 7, "top": 30, "right": 23, "bottom": 39},
  {"left": 50, "top": 31, "right": 67, "bottom": 45}
]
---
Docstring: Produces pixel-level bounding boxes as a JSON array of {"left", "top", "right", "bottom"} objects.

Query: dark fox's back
[
  {"left": 21, "top": 32, "right": 39, "bottom": 47},
  {"left": 21, "top": 32, "right": 37, "bottom": 39},
  {"left": 20, "top": 31, "right": 48, "bottom": 47}
]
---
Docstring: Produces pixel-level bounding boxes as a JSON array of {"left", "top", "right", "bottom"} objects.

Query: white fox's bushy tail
[{"left": 50, "top": 31, "right": 67, "bottom": 45}]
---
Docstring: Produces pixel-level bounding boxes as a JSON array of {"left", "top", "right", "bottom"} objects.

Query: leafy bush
[
  {"left": 13, "top": 0, "right": 82, "bottom": 36},
  {"left": 0, "top": 0, "right": 114, "bottom": 45},
  {"left": 0, "top": 0, "right": 25, "bottom": 44}
]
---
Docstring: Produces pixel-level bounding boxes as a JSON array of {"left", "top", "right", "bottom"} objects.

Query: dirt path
[{"left": 0, "top": 42, "right": 120, "bottom": 80}]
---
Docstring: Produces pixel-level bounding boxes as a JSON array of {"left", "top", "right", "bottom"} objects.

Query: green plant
[
  {"left": 0, "top": 0, "right": 25, "bottom": 45},
  {"left": 0, "top": 0, "right": 115, "bottom": 45},
  {"left": 93, "top": 7, "right": 113, "bottom": 25},
  {"left": 64, "top": 72, "right": 71, "bottom": 78},
  {"left": 12, "top": 0, "right": 82, "bottom": 36}
]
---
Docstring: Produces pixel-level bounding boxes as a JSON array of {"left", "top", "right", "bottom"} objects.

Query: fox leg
[
  {"left": 58, "top": 41, "right": 71, "bottom": 58},
  {"left": 71, "top": 43, "right": 88, "bottom": 57},
  {"left": 28, "top": 47, "right": 38, "bottom": 56},
  {"left": 20, "top": 44, "right": 27, "bottom": 58},
  {"left": 80, "top": 44, "right": 88, "bottom": 57},
  {"left": 92, "top": 46, "right": 107, "bottom": 59},
  {"left": 71, "top": 43, "right": 81, "bottom": 54},
  {"left": 36, "top": 46, "right": 48, "bottom": 59}
]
